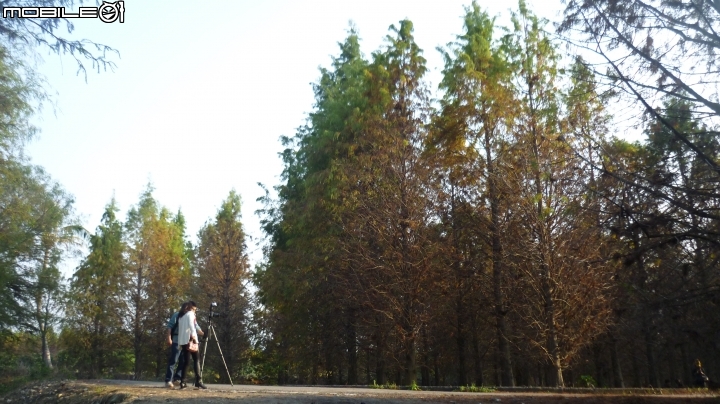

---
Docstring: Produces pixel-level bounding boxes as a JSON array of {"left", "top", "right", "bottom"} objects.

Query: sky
[{"left": 24, "top": 0, "right": 566, "bottom": 275}]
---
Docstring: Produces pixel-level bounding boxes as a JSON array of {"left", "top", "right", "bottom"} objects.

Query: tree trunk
[
  {"left": 91, "top": 316, "right": 100, "bottom": 378},
  {"left": 488, "top": 145, "right": 514, "bottom": 388},
  {"left": 610, "top": 336, "right": 625, "bottom": 387},
  {"left": 421, "top": 361, "right": 430, "bottom": 387},
  {"left": 346, "top": 310, "right": 358, "bottom": 384},
  {"left": 134, "top": 330, "right": 142, "bottom": 378},
  {"left": 133, "top": 263, "right": 144, "bottom": 380},
  {"left": 537, "top": 362, "right": 544, "bottom": 386},
  {"left": 680, "top": 343, "right": 690, "bottom": 386},
  {"left": 554, "top": 357, "right": 564, "bottom": 388},
  {"left": 456, "top": 330, "right": 467, "bottom": 385},
  {"left": 421, "top": 328, "right": 430, "bottom": 386},
  {"left": 542, "top": 258, "right": 562, "bottom": 387},
  {"left": 312, "top": 353, "right": 318, "bottom": 385},
  {"left": 493, "top": 253, "right": 514, "bottom": 386},
  {"left": 365, "top": 345, "right": 371, "bottom": 385},
  {"left": 593, "top": 344, "right": 604, "bottom": 387},
  {"left": 631, "top": 345, "right": 641, "bottom": 387},
  {"left": 324, "top": 343, "right": 335, "bottom": 385},
  {"left": 473, "top": 331, "right": 484, "bottom": 386},
  {"left": 402, "top": 335, "right": 417, "bottom": 385},
  {"left": 41, "top": 330, "right": 52, "bottom": 369},
  {"left": 666, "top": 341, "right": 677, "bottom": 387},
  {"left": 375, "top": 332, "right": 386, "bottom": 384},
  {"left": 644, "top": 318, "right": 659, "bottom": 387}
]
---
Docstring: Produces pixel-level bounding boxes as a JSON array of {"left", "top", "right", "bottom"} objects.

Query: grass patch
[
  {"left": 458, "top": 383, "right": 495, "bottom": 393},
  {"left": 0, "top": 376, "right": 30, "bottom": 395},
  {"left": 371, "top": 380, "right": 398, "bottom": 389}
]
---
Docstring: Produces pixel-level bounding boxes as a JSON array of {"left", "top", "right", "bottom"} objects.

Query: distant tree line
[
  {"left": 61, "top": 187, "right": 252, "bottom": 383},
  {"left": 0, "top": 1, "right": 255, "bottom": 387},
  {"left": 255, "top": 0, "right": 720, "bottom": 388}
]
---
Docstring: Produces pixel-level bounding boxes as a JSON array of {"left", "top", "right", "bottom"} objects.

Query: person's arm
[
  {"left": 166, "top": 314, "right": 176, "bottom": 346},
  {"left": 190, "top": 312, "right": 198, "bottom": 343},
  {"left": 195, "top": 319, "right": 204, "bottom": 337}
]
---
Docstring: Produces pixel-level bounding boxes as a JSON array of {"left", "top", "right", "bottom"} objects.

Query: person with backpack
[{"left": 165, "top": 302, "right": 204, "bottom": 388}]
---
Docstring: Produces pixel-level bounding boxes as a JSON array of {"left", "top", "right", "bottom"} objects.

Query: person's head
[
  {"left": 182, "top": 301, "right": 197, "bottom": 314},
  {"left": 179, "top": 301, "right": 195, "bottom": 317},
  {"left": 696, "top": 359, "right": 702, "bottom": 367}
]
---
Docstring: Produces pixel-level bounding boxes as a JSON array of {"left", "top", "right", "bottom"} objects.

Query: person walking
[
  {"left": 692, "top": 359, "right": 710, "bottom": 388},
  {"left": 164, "top": 302, "right": 204, "bottom": 388},
  {"left": 177, "top": 301, "right": 207, "bottom": 390}
]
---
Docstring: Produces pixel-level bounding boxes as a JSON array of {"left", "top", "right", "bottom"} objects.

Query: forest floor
[{"left": 2, "top": 380, "right": 720, "bottom": 403}]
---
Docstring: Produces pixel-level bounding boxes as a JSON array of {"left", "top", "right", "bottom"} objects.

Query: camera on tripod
[{"left": 208, "top": 302, "right": 221, "bottom": 318}]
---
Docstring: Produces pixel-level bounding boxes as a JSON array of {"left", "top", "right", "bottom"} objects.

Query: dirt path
[{"left": 2, "top": 380, "right": 719, "bottom": 403}]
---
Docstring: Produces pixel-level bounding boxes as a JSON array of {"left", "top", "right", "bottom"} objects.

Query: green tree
[
  {"left": 66, "top": 198, "right": 128, "bottom": 378},
  {"left": 0, "top": 45, "right": 46, "bottom": 331},
  {"left": 255, "top": 28, "right": 370, "bottom": 385},
  {"left": 20, "top": 177, "right": 82, "bottom": 370},
  {"left": 195, "top": 190, "right": 251, "bottom": 384}
]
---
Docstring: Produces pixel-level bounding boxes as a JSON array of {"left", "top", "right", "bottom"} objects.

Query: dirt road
[{"left": 2, "top": 380, "right": 719, "bottom": 403}]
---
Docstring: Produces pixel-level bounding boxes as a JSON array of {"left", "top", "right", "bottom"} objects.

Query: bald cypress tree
[
  {"left": 435, "top": 2, "right": 517, "bottom": 386},
  {"left": 125, "top": 186, "right": 190, "bottom": 378},
  {"left": 195, "top": 190, "right": 251, "bottom": 384},
  {"left": 336, "top": 20, "right": 436, "bottom": 386},
  {"left": 256, "top": 29, "right": 370, "bottom": 384}
]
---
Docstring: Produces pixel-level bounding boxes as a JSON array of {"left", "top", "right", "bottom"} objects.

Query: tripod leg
[
  {"left": 200, "top": 326, "right": 212, "bottom": 379},
  {"left": 213, "top": 331, "right": 234, "bottom": 386}
]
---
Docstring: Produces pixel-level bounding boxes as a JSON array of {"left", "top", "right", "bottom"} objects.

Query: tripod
[{"left": 200, "top": 305, "right": 234, "bottom": 385}]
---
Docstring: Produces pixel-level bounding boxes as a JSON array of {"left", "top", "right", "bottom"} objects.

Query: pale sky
[{"left": 24, "top": 0, "right": 565, "bottom": 275}]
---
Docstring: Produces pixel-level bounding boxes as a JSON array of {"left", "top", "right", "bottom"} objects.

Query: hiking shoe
[
  {"left": 165, "top": 381, "right": 174, "bottom": 389},
  {"left": 194, "top": 381, "right": 207, "bottom": 390},
  {"left": 179, "top": 382, "right": 188, "bottom": 390}
]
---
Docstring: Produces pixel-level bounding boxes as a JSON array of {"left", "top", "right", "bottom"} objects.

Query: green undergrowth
[
  {"left": 371, "top": 380, "right": 398, "bottom": 389},
  {"left": 0, "top": 376, "right": 30, "bottom": 395},
  {"left": 458, "top": 383, "right": 496, "bottom": 393},
  {"left": 370, "top": 380, "right": 423, "bottom": 390}
]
